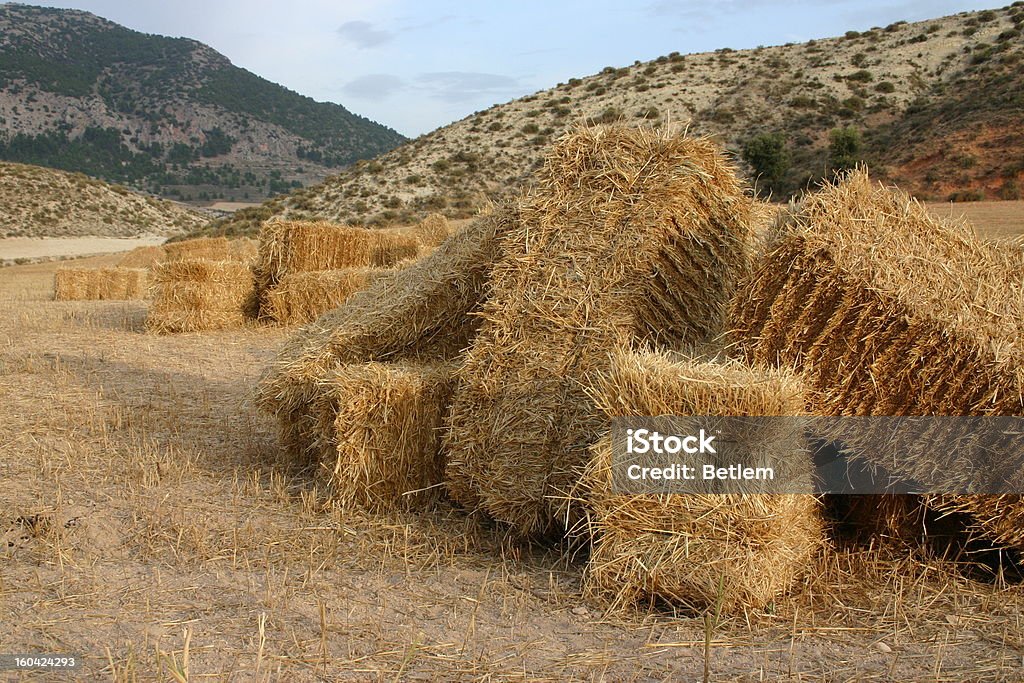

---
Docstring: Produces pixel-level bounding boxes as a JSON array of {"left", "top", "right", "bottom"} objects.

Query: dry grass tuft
[
  {"left": 264, "top": 268, "right": 386, "bottom": 325},
  {"left": 146, "top": 259, "right": 254, "bottom": 334},
  {"left": 730, "top": 169, "right": 1024, "bottom": 548},
  {"left": 308, "top": 362, "right": 456, "bottom": 511},
  {"left": 443, "top": 125, "right": 756, "bottom": 536},
  {"left": 54, "top": 267, "right": 149, "bottom": 301},
  {"left": 581, "top": 348, "right": 822, "bottom": 614}
]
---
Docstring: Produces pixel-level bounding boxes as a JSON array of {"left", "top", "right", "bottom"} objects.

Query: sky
[{"left": 13, "top": 0, "right": 1004, "bottom": 137}]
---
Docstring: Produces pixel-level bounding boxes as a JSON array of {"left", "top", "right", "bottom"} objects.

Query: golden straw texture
[
  {"left": 443, "top": 125, "right": 756, "bottom": 536},
  {"left": 730, "top": 169, "right": 1024, "bottom": 548},
  {"left": 582, "top": 349, "right": 822, "bottom": 614},
  {"left": 309, "top": 362, "right": 456, "bottom": 511},
  {"left": 265, "top": 268, "right": 385, "bottom": 325},
  {"left": 256, "top": 210, "right": 507, "bottom": 460},
  {"left": 146, "top": 259, "right": 254, "bottom": 334},
  {"left": 54, "top": 267, "right": 149, "bottom": 301}
]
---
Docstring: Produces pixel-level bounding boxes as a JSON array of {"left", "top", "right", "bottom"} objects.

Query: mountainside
[
  {"left": 0, "top": 161, "right": 208, "bottom": 237},
  {"left": 200, "top": 4, "right": 1024, "bottom": 237},
  {"left": 0, "top": 4, "right": 406, "bottom": 202}
]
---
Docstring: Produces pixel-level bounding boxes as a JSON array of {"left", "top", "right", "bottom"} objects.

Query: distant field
[
  {"left": 926, "top": 200, "right": 1024, "bottom": 240},
  {"left": 0, "top": 236, "right": 166, "bottom": 264}
]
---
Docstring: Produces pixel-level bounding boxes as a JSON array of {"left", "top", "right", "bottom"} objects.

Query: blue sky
[{"left": 24, "top": 0, "right": 1003, "bottom": 137}]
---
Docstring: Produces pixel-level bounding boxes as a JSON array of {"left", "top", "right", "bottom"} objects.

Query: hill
[
  {"left": 0, "top": 4, "right": 406, "bottom": 202},
  {"left": 197, "top": 4, "right": 1024, "bottom": 237},
  {"left": 0, "top": 161, "right": 208, "bottom": 238}
]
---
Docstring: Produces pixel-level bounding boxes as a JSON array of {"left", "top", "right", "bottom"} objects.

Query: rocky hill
[
  {"left": 0, "top": 161, "right": 208, "bottom": 238},
  {"left": 198, "top": 4, "right": 1024, "bottom": 237},
  {"left": 0, "top": 4, "right": 406, "bottom": 202}
]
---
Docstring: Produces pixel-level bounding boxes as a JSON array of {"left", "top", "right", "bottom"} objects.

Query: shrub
[
  {"left": 874, "top": 81, "right": 896, "bottom": 93},
  {"left": 742, "top": 132, "right": 789, "bottom": 195},
  {"left": 828, "top": 127, "right": 862, "bottom": 174},
  {"left": 847, "top": 70, "right": 873, "bottom": 83}
]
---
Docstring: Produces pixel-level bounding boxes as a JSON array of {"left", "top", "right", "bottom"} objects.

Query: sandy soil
[
  {"left": 0, "top": 260, "right": 1022, "bottom": 681},
  {"left": 0, "top": 236, "right": 167, "bottom": 264}
]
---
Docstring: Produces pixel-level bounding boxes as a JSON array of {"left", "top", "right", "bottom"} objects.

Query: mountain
[
  {"left": 0, "top": 4, "right": 406, "bottom": 202},
  {"left": 0, "top": 161, "right": 208, "bottom": 237},
  {"left": 196, "top": 4, "right": 1023, "bottom": 237}
]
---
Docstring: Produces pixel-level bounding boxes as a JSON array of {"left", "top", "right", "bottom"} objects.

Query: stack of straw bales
[
  {"left": 730, "top": 170, "right": 1024, "bottom": 549},
  {"left": 54, "top": 267, "right": 148, "bottom": 301},
  {"left": 256, "top": 210, "right": 509, "bottom": 460},
  {"left": 443, "top": 126, "right": 756, "bottom": 536},
  {"left": 309, "top": 362, "right": 456, "bottom": 510},
  {"left": 264, "top": 268, "right": 385, "bottom": 325},
  {"left": 146, "top": 259, "right": 254, "bottom": 333},
  {"left": 582, "top": 349, "right": 822, "bottom": 613},
  {"left": 252, "top": 220, "right": 421, "bottom": 319}
]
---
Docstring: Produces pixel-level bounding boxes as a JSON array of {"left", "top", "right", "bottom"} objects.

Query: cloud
[
  {"left": 342, "top": 74, "right": 406, "bottom": 101},
  {"left": 337, "top": 20, "right": 393, "bottom": 48},
  {"left": 415, "top": 71, "right": 522, "bottom": 103}
]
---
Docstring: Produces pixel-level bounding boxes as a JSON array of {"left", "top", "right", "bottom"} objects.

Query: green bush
[
  {"left": 742, "top": 132, "right": 789, "bottom": 196},
  {"left": 828, "top": 127, "right": 863, "bottom": 174}
]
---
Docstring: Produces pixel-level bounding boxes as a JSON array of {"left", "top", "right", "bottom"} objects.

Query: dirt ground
[
  {"left": 1, "top": 246, "right": 1023, "bottom": 681},
  {"left": 0, "top": 237, "right": 166, "bottom": 265}
]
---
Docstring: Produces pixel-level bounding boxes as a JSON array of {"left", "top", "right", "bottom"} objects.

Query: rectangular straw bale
[
  {"left": 117, "top": 245, "right": 167, "bottom": 268},
  {"left": 54, "top": 267, "right": 149, "bottom": 300},
  {"left": 146, "top": 259, "right": 253, "bottom": 334},
  {"left": 411, "top": 213, "right": 455, "bottom": 248},
  {"left": 442, "top": 125, "right": 756, "bottom": 536},
  {"left": 582, "top": 349, "right": 821, "bottom": 614},
  {"left": 308, "top": 362, "right": 456, "bottom": 511},
  {"left": 252, "top": 220, "right": 421, "bottom": 318},
  {"left": 227, "top": 237, "right": 258, "bottom": 263},
  {"left": 256, "top": 210, "right": 508, "bottom": 461},
  {"left": 730, "top": 169, "right": 1024, "bottom": 549},
  {"left": 265, "top": 268, "right": 385, "bottom": 325},
  {"left": 162, "top": 237, "right": 233, "bottom": 262}
]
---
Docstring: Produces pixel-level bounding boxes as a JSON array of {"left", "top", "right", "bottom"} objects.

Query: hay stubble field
[{"left": 1, "top": 210, "right": 1023, "bottom": 680}]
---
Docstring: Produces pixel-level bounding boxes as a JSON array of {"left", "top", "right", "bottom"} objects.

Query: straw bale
[
  {"left": 256, "top": 210, "right": 507, "bottom": 460},
  {"left": 443, "top": 126, "right": 756, "bottom": 536},
  {"left": 162, "top": 237, "right": 233, "bottom": 262},
  {"left": 308, "top": 362, "right": 456, "bottom": 511},
  {"left": 117, "top": 245, "right": 167, "bottom": 268},
  {"left": 411, "top": 213, "right": 455, "bottom": 248},
  {"left": 146, "top": 259, "right": 253, "bottom": 333},
  {"left": 227, "top": 237, "right": 258, "bottom": 263},
  {"left": 265, "top": 268, "right": 385, "bottom": 325},
  {"left": 252, "top": 220, "right": 421, "bottom": 318},
  {"left": 582, "top": 349, "right": 822, "bottom": 613},
  {"left": 730, "top": 169, "right": 1024, "bottom": 547},
  {"left": 54, "top": 267, "right": 149, "bottom": 300}
]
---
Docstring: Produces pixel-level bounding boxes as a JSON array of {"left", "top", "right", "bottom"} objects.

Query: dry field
[
  {"left": 1, "top": 253, "right": 1023, "bottom": 681},
  {"left": 926, "top": 200, "right": 1024, "bottom": 242}
]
